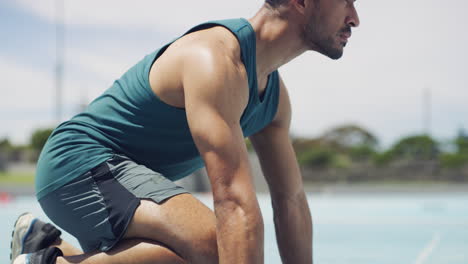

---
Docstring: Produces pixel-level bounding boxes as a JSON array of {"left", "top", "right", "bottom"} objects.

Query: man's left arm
[{"left": 249, "top": 76, "right": 313, "bottom": 264}]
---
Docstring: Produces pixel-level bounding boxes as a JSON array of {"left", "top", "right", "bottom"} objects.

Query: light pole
[
  {"left": 423, "top": 87, "right": 431, "bottom": 136},
  {"left": 55, "top": 0, "right": 65, "bottom": 124}
]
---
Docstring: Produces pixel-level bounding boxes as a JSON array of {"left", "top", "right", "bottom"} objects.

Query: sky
[{"left": 1, "top": 0, "right": 467, "bottom": 148}]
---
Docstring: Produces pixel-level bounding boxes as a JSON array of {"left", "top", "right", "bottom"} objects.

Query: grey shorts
[{"left": 38, "top": 153, "right": 189, "bottom": 253}]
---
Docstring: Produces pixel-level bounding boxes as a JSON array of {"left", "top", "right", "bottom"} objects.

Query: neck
[{"left": 248, "top": 5, "right": 308, "bottom": 78}]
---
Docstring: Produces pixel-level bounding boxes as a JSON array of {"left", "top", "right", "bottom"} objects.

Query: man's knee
[
  {"left": 188, "top": 225, "right": 218, "bottom": 264},
  {"left": 126, "top": 196, "right": 219, "bottom": 263}
]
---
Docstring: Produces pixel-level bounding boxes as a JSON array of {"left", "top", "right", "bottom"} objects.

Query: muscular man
[{"left": 11, "top": 0, "right": 359, "bottom": 263}]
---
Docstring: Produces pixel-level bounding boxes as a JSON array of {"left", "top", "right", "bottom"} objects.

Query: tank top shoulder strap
[
  {"left": 184, "top": 18, "right": 255, "bottom": 67},
  {"left": 181, "top": 18, "right": 258, "bottom": 95},
  {"left": 207, "top": 18, "right": 256, "bottom": 73}
]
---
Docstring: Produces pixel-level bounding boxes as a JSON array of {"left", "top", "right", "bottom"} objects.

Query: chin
[
  {"left": 314, "top": 39, "right": 345, "bottom": 60},
  {"left": 322, "top": 47, "right": 344, "bottom": 60},
  {"left": 306, "top": 36, "right": 345, "bottom": 60},
  {"left": 328, "top": 52, "right": 343, "bottom": 60}
]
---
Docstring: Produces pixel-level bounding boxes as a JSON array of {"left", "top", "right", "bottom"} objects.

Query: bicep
[
  {"left": 186, "top": 104, "right": 250, "bottom": 191},
  {"left": 182, "top": 51, "right": 255, "bottom": 199}
]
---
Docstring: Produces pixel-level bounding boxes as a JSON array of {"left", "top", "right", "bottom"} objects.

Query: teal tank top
[{"left": 35, "top": 18, "right": 280, "bottom": 200}]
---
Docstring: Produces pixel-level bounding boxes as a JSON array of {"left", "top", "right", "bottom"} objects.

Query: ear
[{"left": 291, "top": 0, "right": 308, "bottom": 14}]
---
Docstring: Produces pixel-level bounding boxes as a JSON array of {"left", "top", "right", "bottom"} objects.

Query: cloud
[
  {"left": 69, "top": 48, "right": 134, "bottom": 82},
  {"left": 0, "top": 56, "right": 54, "bottom": 143},
  {"left": 0, "top": 55, "right": 54, "bottom": 109},
  {"left": 6, "top": 0, "right": 468, "bottom": 147},
  {"left": 14, "top": 0, "right": 264, "bottom": 32},
  {"left": 0, "top": 55, "right": 82, "bottom": 143}
]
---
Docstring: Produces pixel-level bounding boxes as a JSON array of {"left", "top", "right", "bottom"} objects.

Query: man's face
[{"left": 302, "top": 0, "right": 360, "bottom": 59}]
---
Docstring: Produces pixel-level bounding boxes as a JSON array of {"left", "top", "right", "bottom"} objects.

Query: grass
[{"left": 0, "top": 171, "right": 35, "bottom": 185}]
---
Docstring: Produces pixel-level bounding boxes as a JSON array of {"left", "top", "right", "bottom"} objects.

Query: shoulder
[
  {"left": 176, "top": 25, "right": 245, "bottom": 78},
  {"left": 177, "top": 26, "right": 250, "bottom": 118},
  {"left": 182, "top": 27, "right": 247, "bottom": 92},
  {"left": 154, "top": 24, "right": 246, "bottom": 85}
]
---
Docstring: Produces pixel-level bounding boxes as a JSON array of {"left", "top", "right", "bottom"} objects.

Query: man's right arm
[{"left": 183, "top": 45, "right": 264, "bottom": 264}]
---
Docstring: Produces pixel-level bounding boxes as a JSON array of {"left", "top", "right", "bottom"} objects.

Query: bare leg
[
  {"left": 124, "top": 195, "right": 218, "bottom": 263},
  {"left": 55, "top": 239, "right": 184, "bottom": 264},
  {"left": 42, "top": 193, "right": 217, "bottom": 264}
]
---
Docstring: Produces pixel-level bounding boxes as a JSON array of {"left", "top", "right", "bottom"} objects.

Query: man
[{"left": 11, "top": 0, "right": 359, "bottom": 263}]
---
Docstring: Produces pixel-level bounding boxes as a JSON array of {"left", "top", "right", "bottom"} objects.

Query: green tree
[
  {"left": 440, "top": 153, "right": 468, "bottom": 168},
  {"left": 373, "top": 150, "right": 395, "bottom": 166},
  {"left": 0, "top": 138, "right": 12, "bottom": 150},
  {"left": 30, "top": 128, "right": 54, "bottom": 154},
  {"left": 455, "top": 129, "right": 468, "bottom": 154},
  {"left": 319, "top": 124, "right": 379, "bottom": 164},
  {"left": 440, "top": 129, "right": 468, "bottom": 168},
  {"left": 0, "top": 138, "right": 11, "bottom": 171},
  {"left": 297, "top": 147, "right": 336, "bottom": 169},
  {"left": 389, "top": 134, "right": 439, "bottom": 160},
  {"left": 320, "top": 124, "right": 378, "bottom": 151},
  {"left": 348, "top": 145, "right": 377, "bottom": 161}
]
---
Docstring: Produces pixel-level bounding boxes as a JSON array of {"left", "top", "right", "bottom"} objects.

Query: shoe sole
[
  {"left": 12, "top": 254, "right": 28, "bottom": 264},
  {"left": 10, "top": 213, "right": 36, "bottom": 264}
]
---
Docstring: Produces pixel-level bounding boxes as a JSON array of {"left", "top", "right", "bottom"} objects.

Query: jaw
[
  {"left": 301, "top": 18, "right": 345, "bottom": 59},
  {"left": 306, "top": 33, "right": 344, "bottom": 60}
]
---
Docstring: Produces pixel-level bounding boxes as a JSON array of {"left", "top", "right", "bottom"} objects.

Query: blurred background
[{"left": 1, "top": 0, "right": 467, "bottom": 263}]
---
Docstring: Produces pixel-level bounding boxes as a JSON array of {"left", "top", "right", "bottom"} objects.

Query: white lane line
[{"left": 413, "top": 232, "right": 441, "bottom": 264}]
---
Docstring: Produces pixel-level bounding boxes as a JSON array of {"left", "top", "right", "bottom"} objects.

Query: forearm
[
  {"left": 215, "top": 199, "right": 264, "bottom": 264},
  {"left": 272, "top": 191, "right": 313, "bottom": 264}
]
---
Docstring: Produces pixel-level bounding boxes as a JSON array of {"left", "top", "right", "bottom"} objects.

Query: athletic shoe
[
  {"left": 13, "top": 247, "right": 63, "bottom": 264},
  {"left": 10, "top": 213, "right": 62, "bottom": 264}
]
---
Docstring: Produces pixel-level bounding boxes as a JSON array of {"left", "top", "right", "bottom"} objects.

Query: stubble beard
[{"left": 302, "top": 19, "right": 344, "bottom": 60}]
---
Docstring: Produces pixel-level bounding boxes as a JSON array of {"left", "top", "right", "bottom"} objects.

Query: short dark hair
[{"left": 265, "top": 0, "right": 289, "bottom": 8}]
